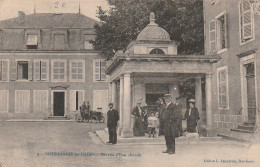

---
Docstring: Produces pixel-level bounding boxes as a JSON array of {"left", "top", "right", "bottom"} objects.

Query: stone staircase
[
  {"left": 231, "top": 121, "right": 256, "bottom": 133},
  {"left": 217, "top": 121, "right": 256, "bottom": 144}
]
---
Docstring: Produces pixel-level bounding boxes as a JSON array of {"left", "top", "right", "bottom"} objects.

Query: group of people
[{"left": 132, "top": 94, "right": 200, "bottom": 154}]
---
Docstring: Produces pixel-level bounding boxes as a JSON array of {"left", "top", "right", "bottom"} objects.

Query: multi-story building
[
  {"left": 0, "top": 11, "right": 109, "bottom": 119},
  {"left": 204, "top": 0, "right": 260, "bottom": 132}
]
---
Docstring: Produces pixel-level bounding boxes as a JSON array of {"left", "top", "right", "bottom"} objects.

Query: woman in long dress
[
  {"left": 132, "top": 102, "right": 146, "bottom": 136},
  {"left": 184, "top": 99, "right": 200, "bottom": 133}
]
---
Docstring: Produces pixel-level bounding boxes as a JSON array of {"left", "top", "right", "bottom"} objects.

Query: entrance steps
[
  {"left": 96, "top": 128, "right": 223, "bottom": 146},
  {"left": 45, "top": 116, "right": 70, "bottom": 120},
  {"left": 230, "top": 121, "right": 256, "bottom": 133},
  {"left": 216, "top": 128, "right": 253, "bottom": 144}
]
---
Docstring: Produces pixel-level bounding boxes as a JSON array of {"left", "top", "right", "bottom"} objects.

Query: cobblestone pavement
[{"left": 0, "top": 122, "right": 259, "bottom": 167}]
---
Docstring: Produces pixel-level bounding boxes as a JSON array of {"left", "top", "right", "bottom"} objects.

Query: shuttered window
[
  {"left": 93, "top": 60, "right": 107, "bottom": 81},
  {"left": 209, "top": 20, "right": 216, "bottom": 52},
  {"left": 70, "top": 90, "right": 84, "bottom": 111},
  {"left": 16, "top": 60, "right": 33, "bottom": 80},
  {"left": 0, "top": 90, "right": 8, "bottom": 112},
  {"left": 216, "top": 13, "right": 228, "bottom": 50},
  {"left": 33, "top": 90, "right": 48, "bottom": 113},
  {"left": 34, "top": 60, "right": 48, "bottom": 81},
  {"left": 15, "top": 90, "right": 30, "bottom": 113},
  {"left": 217, "top": 67, "right": 229, "bottom": 109},
  {"left": 27, "top": 34, "right": 38, "bottom": 49},
  {"left": 0, "top": 60, "right": 9, "bottom": 81},
  {"left": 240, "top": 0, "right": 254, "bottom": 42},
  {"left": 70, "top": 60, "right": 85, "bottom": 82}
]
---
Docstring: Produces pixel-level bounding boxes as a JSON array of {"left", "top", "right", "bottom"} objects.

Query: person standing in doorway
[
  {"left": 162, "top": 94, "right": 179, "bottom": 154},
  {"left": 107, "top": 103, "right": 119, "bottom": 144},
  {"left": 175, "top": 97, "right": 183, "bottom": 136},
  {"left": 184, "top": 99, "right": 200, "bottom": 133}
]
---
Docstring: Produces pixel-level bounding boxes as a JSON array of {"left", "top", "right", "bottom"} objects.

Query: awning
[{"left": 27, "top": 34, "right": 38, "bottom": 45}]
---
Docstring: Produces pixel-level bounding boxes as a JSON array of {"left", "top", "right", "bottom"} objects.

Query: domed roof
[{"left": 136, "top": 12, "right": 171, "bottom": 41}]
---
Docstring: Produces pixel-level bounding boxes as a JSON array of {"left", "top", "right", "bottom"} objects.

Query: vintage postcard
[{"left": 0, "top": 0, "right": 259, "bottom": 166}]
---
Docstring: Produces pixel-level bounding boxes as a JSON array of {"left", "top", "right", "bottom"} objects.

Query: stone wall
[{"left": 213, "top": 114, "right": 248, "bottom": 129}]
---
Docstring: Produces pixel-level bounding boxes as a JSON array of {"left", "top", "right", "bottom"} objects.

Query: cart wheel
[
  {"left": 91, "top": 115, "right": 98, "bottom": 123},
  {"left": 99, "top": 116, "right": 105, "bottom": 123}
]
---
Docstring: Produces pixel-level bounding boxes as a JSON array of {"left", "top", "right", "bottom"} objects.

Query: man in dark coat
[
  {"left": 107, "top": 103, "right": 119, "bottom": 144},
  {"left": 175, "top": 97, "right": 183, "bottom": 136},
  {"left": 162, "top": 94, "right": 179, "bottom": 154},
  {"left": 158, "top": 97, "right": 166, "bottom": 136}
]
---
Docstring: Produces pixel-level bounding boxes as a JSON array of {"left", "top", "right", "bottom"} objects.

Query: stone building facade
[
  {"left": 204, "top": 0, "right": 260, "bottom": 130},
  {"left": 0, "top": 12, "right": 109, "bottom": 119}
]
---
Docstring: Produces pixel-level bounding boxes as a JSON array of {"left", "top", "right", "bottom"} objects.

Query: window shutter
[
  {"left": 94, "top": 60, "right": 100, "bottom": 81},
  {"left": 242, "top": 0, "right": 253, "bottom": 40},
  {"left": 2, "top": 60, "right": 8, "bottom": 81},
  {"left": 70, "top": 91, "right": 76, "bottom": 111},
  {"left": 100, "top": 61, "right": 107, "bottom": 81},
  {"left": 209, "top": 20, "right": 216, "bottom": 52},
  {"left": 28, "top": 60, "right": 33, "bottom": 80},
  {"left": 224, "top": 13, "right": 229, "bottom": 48},
  {"left": 78, "top": 91, "right": 84, "bottom": 109},
  {"left": 41, "top": 61, "right": 47, "bottom": 80},
  {"left": 34, "top": 60, "right": 40, "bottom": 81},
  {"left": 10, "top": 60, "right": 17, "bottom": 81}
]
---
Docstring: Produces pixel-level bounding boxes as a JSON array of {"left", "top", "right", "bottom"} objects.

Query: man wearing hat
[
  {"left": 161, "top": 94, "right": 179, "bottom": 154},
  {"left": 184, "top": 99, "right": 200, "bottom": 133},
  {"left": 107, "top": 103, "right": 119, "bottom": 144}
]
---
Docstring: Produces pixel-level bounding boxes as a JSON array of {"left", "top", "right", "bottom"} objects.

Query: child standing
[{"left": 148, "top": 112, "right": 160, "bottom": 138}]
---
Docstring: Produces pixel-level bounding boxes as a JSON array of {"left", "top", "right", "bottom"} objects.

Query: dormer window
[
  {"left": 27, "top": 34, "right": 38, "bottom": 49},
  {"left": 149, "top": 48, "right": 165, "bottom": 54},
  {"left": 84, "top": 34, "right": 95, "bottom": 50}
]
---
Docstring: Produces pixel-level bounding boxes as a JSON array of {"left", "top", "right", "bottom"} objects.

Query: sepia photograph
[{"left": 0, "top": 0, "right": 259, "bottom": 166}]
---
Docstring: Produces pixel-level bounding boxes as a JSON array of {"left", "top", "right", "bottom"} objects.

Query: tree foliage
[{"left": 92, "top": 0, "right": 204, "bottom": 59}]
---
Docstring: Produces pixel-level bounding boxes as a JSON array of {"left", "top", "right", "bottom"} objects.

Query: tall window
[
  {"left": 17, "top": 61, "right": 28, "bottom": 80},
  {"left": 34, "top": 60, "right": 48, "bottom": 81},
  {"left": 0, "top": 60, "right": 8, "bottom": 81},
  {"left": 209, "top": 12, "right": 227, "bottom": 52},
  {"left": 93, "top": 60, "right": 107, "bottom": 81},
  {"left": 240, "top": 0, "right": 254, "bottom": 43},
  {"left": 15, "top": 90, "right": 30, "bottom": 113},
  {"left": 217, "top": 67, "right": 229, "bottom": 109},
  {"left": 27, "top": 34, "right": 38, "bottom": 49},
  {"left": 70, "top": 90, "right": 84, "bottom": 111},
  {"left": 52, "top": 60, "right": 66, "bottom": 82},
  {"left": 70, "top": 60, "right": 85, "bottom": 82}
]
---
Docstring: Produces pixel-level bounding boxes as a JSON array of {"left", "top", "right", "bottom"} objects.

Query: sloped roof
[{"left": 0, "top": 13, "right": 98, "bottom": 28}]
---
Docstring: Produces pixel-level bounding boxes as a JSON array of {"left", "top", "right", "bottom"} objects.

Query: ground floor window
[
  {"left": 15, "top": 90, "right": 30, "bottom": 113},
  {"left": 70, "top": 90, "right": 84, "bottom": 111},
  {"left": 33, "top": 90, "right": 48, "bottom": 113},
  {"left": 0, "top": 90, "right": 8, "bottom": 112}
]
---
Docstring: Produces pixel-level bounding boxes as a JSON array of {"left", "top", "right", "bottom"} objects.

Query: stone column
[
  {"left": 205, "top": 74, "right": 213, "bottom": 131},
  {"left": 118, "top": 75, "right": 124, "bottom": 135},
  {"left": 121, "top": 72, "right": 133, "bottom": 138},
  {"left": 195, "top": 76, "right": 202, "bottom": 113},
  {"left": 111, "top": 81, "right": 117, "bottom": 107}
]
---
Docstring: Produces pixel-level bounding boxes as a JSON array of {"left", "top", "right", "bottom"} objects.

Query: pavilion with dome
[{"left": 106, "top": 12, "right": 221, "bottom": 137}]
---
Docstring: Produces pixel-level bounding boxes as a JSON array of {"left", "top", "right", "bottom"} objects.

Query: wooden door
[
  {"left": 53, "top": 92, "right": 65, "bottom": 116},
  {"left": 246, "top": 63, "right": 256, "bottom": 122}
]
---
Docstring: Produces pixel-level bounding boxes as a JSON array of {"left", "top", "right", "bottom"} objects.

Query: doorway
[
  {"left": 53, "top": 92, "right": 65, "bottom": 116},
  {"left": 245, "top": 63, "right": 256, "bottom": 122}
]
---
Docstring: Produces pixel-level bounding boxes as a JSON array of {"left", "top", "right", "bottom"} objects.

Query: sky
[{"left": 0, "top": 0, "right": 110, "bottom": 21}]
